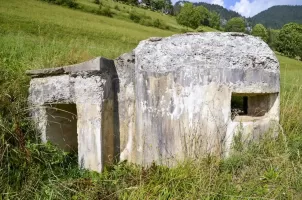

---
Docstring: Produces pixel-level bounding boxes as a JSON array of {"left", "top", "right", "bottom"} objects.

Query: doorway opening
[{"left": 45, "top": 104, "right": 78, "bottom": 152}]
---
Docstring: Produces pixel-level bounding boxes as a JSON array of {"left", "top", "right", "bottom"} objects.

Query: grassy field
[
  {"left": 1, "top": 0, "right": 302, "bottom": 199},
  {"left": 76, "top": 0, "right": 218, "bottom": 32},
  {"left": 77, "top": 0, "right": 183, "bottom": 30}
]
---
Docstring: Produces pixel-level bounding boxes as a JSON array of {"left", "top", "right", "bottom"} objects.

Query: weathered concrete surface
[
  {"left": 26, "top": 57, "right": 115, "bottom": 78},
  {"left": 28, "top": 57, "right": 117, "bottom": 172},
  {"left": 117, "top": 32, "right": 280, "bottom": 166},
  {"left": 114, "top": 52, "right": 137, "bottom": 163}
]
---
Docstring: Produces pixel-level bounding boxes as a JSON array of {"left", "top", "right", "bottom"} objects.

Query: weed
[
  {"left": 114, "top": 5, "right": 120, "bottom": 11},
  {"left": 129, "top": 10, "right": 144, "bottom": 23},
  {"left": 94, "top": 0, "right": 100, "bottom": 4},
  {"left": 96, "top": 6, "right": 114, "bottom": 17},
  {"left": 40, "top": 0, "right": 78, "bottom": 8}
]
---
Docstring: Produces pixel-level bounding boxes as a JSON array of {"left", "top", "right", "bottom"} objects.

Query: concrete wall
[
  {"left": 115, "top": 33, "right": 280, "bottom": 166},
  {"left": 114, "top": 52, "right": 137, "bottom": 163},
  {"left": 28, "top": 58, "right": 118, "bottom": 172}
]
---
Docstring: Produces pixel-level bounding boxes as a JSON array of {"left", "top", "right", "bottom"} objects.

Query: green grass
[
  {"left": 1, "top": 0, "right": 302, "bottom": 199},
  {"left": 77, "top": 0, "right": 185, "bottom": 31}
]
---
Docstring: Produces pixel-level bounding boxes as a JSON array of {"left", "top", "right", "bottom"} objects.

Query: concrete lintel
[{"left": 26, "top": 57, "right": 115, "bottom": 78}]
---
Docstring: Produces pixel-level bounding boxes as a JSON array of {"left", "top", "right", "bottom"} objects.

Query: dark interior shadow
[{"left": 100, "top": 58, "right": 120, "bottom": 165}]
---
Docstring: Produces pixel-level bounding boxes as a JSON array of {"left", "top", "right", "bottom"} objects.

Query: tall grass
[{"left": 1, "top": 0, "right": 302, "bottom": 199}]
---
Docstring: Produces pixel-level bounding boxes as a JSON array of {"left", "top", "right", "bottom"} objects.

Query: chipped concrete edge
[{"left": 26, "top": 57, "right": 115, "bottom": 78}]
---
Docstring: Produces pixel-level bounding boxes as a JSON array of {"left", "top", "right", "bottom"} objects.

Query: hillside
[
  {"left": 76, "top": 0, "right": 184, "bottom": 32},
  {"left": 174, "top": 1, "right": 241, "bottom": 22},
  {"left": 1, "top": 0, "right": 302, "bottom": 199},
  {"left": 249, "top": 5, "right": 302, "bottom": 29},
  {"left": 174, "top": 2, "right": 302, "bottom": 30}
]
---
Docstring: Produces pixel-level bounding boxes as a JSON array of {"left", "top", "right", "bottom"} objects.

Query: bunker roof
[{"left": 26, "top": 57, "right": 115, "bottom": 78}]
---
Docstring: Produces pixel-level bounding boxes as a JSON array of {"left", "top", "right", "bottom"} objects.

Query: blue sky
[
  {"left": 175, "top": 0, "right": 302, "bottom": 17},
  {"left": 224, "top": 0, "right": 237, "bottom": 8}
]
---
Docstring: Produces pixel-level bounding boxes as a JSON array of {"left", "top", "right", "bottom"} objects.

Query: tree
[
  {"left": 267, "top": 28, "right": 280, "bottom": 50},
  {"left": 149, "top": 0, "right": 172, "bottom": 14},
  {"left": 225, "top": 17, "right": 245, "bottom": 32},
  {"left": 162, "top": 0, "right": 173, "bottom": 14},
  {"left": 196, "top": 5, "right": 210, "bottom": 26},
  {"left": 117, "top": 0, "right": 138, "bottom": 5},
  {"left": 176, "top": 3, "right": 197, "bottom": 29},
  {"left": 276, "top": 23, "right": 302, "bottom": 59},
  {"left": 209, "top": 11, "right": 220, "bottom": 30},
  {"left": 151, "top": 0, "right": 164, "bottom": 11},
  {"left": 141, "top": 0, "right": 152, "bottom": 7},
  {"left": 176, "top": 3, "right": 207, "bottom": 29},
  {"left": 251, "top": 24, "right": 268, "bottom": 42}
]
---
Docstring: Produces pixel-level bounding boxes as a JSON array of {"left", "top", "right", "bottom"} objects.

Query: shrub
[
  {"left": 96, "top": 6, "right": 114, "bottom": 17},
  {"left": 176, "top": 3, "right": 207, "bottom": 29},
  {"left": 181, "top": 28, "right": 189, "bottom": 33},
  {"left": 196, "top": 26, "right": 205, "bottom": 32},
  {"left": 252, "top": 24, "right": 268, "bottom": 42},
  {"left": 114, "top": 5, "right": 120, "bottom": 11},
  {"left": 129, "top": 10, "right": 168, "bottom": 30},
  {"left": 277, "top": 23, "right": 302, "bottom": 59},
  {"left": 152, "top": 18, "right": 161, "bottom": 28},
  {"left": 139, "top": 18, "right": 153, "bottom": 26},
  {"left": 152, "top": 19, "right": 168, "bottom": 30},
  {"left": 267, "top": 29, "right": 280, "bottom": 50},
  {"left": 225, "top": 17, "right": 246, "bottom": 33},
  {"left": 94, "top": 0, "right": 100, "bottom": 4},
  {"left": 129, "top": 10, "right": 142, "bottom": 23},
  {"left": 40, "top": 0, "right": 78, "bottom": 8}
]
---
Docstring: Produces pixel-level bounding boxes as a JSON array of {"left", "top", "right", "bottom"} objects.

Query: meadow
[{"left": 1, "top": 0, "right": 302, "bottom": 199}]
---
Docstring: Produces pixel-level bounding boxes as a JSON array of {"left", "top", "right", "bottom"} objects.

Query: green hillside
[
  {"left": 249, "top": 5, "right": 302, "bottom": 29},
  {"left": 76, "top": 0, "right": 182, "bottom": 31},
  {"left": 0, "top": 0, "right": 178, "bottom": 60},
  {"left": 1, "top": 0, "right": 302, "bottom": 199}
]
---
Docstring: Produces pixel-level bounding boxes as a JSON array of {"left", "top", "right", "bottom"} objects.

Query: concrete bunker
[{"left": 27, "top": 32, "right": 280, "bottom": 172}]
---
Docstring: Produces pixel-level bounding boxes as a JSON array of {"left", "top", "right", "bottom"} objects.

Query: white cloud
[
  {"left": 230, "top": 0, "right": 302, "bottom": 17},
  {"left": 210, "top": 0, "right": 224, "bottom": 6}
]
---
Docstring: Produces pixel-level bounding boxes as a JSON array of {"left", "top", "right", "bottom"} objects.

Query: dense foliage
[
  {"left": 249, "top": 5, "right": 302, "bottom": 29},
  {"left": 129, "top": 10, "right": 168, "bottom": 30},
  {"left": 115, "top": 0, "right": 173, "bottom": 14},
  {"left": 267, "top": 29, "right": 280, "bottom": 50},
  {"left": 225, "top": 17, "right": 246, "bottom": 32},
  {"left": 193, "top": 1, "right": 241, "bottom": 21},
  {"left": 116, "top": 0, "right": 139, "bottom": 6},
  {"left": 208, "top": 11, "right": 220, "bottom": 30},
  {"left": 251, "top": 24, "right": 268, "bottom": 42},
  {"left": 40, "top": 0, "right": 78, "bottom": 8},
  {"left": 176, "top": 3, "right": 205, "bottom": 29},
  {"left": 277, "top": 23, "right": 302, "bottom": 59},
  {"left": 176, "top": 2, "right": 220, "bottom": 30},
  {"left": 174, "top": 1, "right": 241, "bottom": 22}
]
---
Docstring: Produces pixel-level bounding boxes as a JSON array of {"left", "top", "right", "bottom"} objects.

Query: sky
[{"left": 175, "top": 0, "right": 302, "bottom": 17}]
